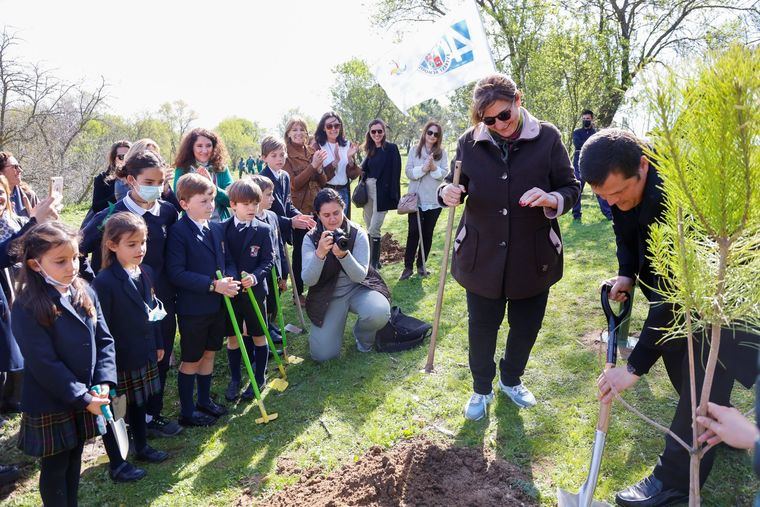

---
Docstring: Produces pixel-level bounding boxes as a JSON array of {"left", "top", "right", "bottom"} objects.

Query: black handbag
[
  {"left": 352, "top": 173, "right": 368, "bottom": 208},
  {"left": 374, "top": 306, "right": 432, "bottom": 352}
]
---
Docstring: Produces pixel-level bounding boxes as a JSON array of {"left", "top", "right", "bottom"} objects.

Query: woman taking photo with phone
[
  {"left": 360, "top": 119, "right": 401, "bottom": 270},
  {"left": 399, "top": 121, "right": 447, "bottom": 281}
]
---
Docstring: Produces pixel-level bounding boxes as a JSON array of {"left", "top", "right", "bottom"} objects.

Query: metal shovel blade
[
  {"left": 109, "top": 417, "right": 130, "bottom": 460},
  {"left": 557, "top": 430, "right": 612, "bottom": 507},
  {"left": 556, "top": 488, "right": 612, "bottom": 507},
  {"left": 284, "top": 323, "right": 303, "bottom": 334}
]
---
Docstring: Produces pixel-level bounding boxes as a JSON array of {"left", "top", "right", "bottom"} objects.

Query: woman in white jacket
[{"left": 399, "top": 121, "right": 448, "bottom": 281}]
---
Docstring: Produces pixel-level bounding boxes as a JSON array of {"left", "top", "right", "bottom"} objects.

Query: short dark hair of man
[
  {"left": 579, "top": 128, "right": 644, "bottom": 186},
  {"left": 581, "top": 109, "right": 594, "bottom": 117}
]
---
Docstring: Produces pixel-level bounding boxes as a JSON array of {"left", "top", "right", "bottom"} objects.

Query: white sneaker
[
  {"left": 498, "top": 380, "right": 536, "bottom": 408},
  {"left": 464, "top": 392, "right": 494, "bottom": 421}
]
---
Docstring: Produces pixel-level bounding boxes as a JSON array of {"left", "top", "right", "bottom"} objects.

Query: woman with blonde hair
[{"left": 283, "top": 117, "right": 330, "bottom": 304}]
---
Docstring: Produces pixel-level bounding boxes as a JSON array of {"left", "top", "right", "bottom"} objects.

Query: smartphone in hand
[{"left": 49, "top": 176, "right": 63, "bottom": 200}]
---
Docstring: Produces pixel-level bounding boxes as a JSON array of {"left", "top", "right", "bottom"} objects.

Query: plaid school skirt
[
  {"left": 116, "top": 361, "right": 161, "bottom": 407},
  {"left": 18, "top": 409, "right": 99, "bottom": 457}
]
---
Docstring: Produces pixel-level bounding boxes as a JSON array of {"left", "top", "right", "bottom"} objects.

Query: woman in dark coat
[
  {"left": 440, "top": 74, "right": 580, "bottom": 421},
  {"left": 360, "top": 119, "right": 401, "bottom": 269}
]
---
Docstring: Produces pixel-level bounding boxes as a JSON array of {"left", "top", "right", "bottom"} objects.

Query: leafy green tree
[
  {"left": 277, "top": 107, "right": 317, "bottom": 138},
  {"left": 647, "top": 44, "right": 759, "bottom": 506},
  {"left": 215, "top": 117, "right": 264, "bottom": 165}
]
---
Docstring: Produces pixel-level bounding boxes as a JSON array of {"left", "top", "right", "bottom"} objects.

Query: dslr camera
[{"left": 329, "top": 228, "right": 349, "bottom": 251}]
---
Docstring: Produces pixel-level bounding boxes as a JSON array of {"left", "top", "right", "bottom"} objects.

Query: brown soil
[
  {"left": 250, "top": 436, "right": 538, "bottom": 507},
  {"left": 380, "top": 232, "right": 405, "bottom": 264},
  {"left": 578, "top": 329, "right": 636, "bottom": 361}
]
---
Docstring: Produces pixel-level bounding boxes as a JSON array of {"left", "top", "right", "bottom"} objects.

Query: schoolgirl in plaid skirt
[
  {"left": 11, "top": 222, "right": 116, "bottom": 506},
  {"left": 92, "top": 212, "right": 169, "bottom": 482}
]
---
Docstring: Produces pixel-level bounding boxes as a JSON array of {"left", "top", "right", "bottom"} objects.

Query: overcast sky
[{"left": 2, "top": 0, "right": 383, "bottom": 132}]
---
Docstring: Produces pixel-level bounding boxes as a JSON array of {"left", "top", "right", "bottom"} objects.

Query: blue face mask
[
  {"left": 35, "top": 260, "right": 75, "bottom": 289},
  {"left": 135, "top": 184, "right": 162, "bottom": 202}
]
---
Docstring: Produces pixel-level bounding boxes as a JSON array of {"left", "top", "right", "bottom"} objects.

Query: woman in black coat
[
  {"left": 360, "top": 119, "right": 401, "bottom": 269},
  {"left": 84, "top": 141, "right": 131, "bottom": 227}
]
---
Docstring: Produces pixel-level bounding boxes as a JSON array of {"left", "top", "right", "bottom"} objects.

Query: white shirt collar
[
  {"left": 123, "top": 192, "right": 161, "bottom": 217},
  {"left": 189, "top": 216, "right": 208, "bottom": 233},
  {"left": 233, "top": 216, "right": 251, "bottom": 228}
]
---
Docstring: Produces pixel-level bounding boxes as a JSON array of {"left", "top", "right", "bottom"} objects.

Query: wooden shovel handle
[{"left": 597, "top": 362, "right": 615, "bottom": 432}]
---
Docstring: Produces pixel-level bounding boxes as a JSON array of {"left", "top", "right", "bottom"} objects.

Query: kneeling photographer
[{"left": 302, "top": 188, "right": 391, "bottom": 361}]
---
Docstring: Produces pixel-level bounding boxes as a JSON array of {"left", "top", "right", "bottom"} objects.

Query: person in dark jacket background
[
  {"left": 360, "top": 119, "right": 401, "bottom": 270},
  {"left": 90, "top": 140, "right": 132, "bottom": 217},
  {"left": 439, "top": 73, "right": 579, "bottom": 421},
  {"left": 571, "top": 110, "right": 611, "bottom": 221}
]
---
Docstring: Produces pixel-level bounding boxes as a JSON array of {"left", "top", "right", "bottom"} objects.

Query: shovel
[
  {"left": 218, "top": 271, "right": 278, "bottom": 424},
  {"left": 241, "top": 271, "right": 288, "bottom": 392},
  {"left": 557, "top": 283, "right": 632, "bottom": 507},
  {"left": 93, "top": 385, "right": 129, "bottom": 460},
  {"left": 271, "top": 267, "right": 303, "bottom": 365}
]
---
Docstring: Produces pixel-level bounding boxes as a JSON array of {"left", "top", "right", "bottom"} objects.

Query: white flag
[{"left": 372, "top": 0, "right": 496, "bottom": 113}]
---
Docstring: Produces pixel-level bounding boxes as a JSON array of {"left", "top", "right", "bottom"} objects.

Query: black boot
[{"left": 371, "top": 237, "right": 382, "bottom": 270}]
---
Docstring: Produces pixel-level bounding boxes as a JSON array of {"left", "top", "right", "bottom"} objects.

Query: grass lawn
[{"left": 1, "top": 191, "right": 756, "bottom": 506}]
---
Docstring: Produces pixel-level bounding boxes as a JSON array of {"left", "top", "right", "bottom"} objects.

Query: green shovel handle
[
  {"left": 217, "top": 271, "right": 263, "bottom": 402},
  {"left": 241, "top": 272, "right": 285, "bottom": 369}
]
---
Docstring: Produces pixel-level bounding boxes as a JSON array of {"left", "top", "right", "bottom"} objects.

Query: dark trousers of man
[
  {"left": 654, "top": 328, "right": 757, "bottom": 492},
  {"left": 572, "top": 165, "right": 612, "bottom": 220},
  {"left": 292, "top": 228, "right": 306, "bottom": 296},
  {"left": 145, "top": 294, "right": 176, "bottom": 419},
  {"left": 466, "top": 289, "right": 549, "bottom": 394},
  {"left": 403, "top": 208, "right": 442, "bottom": 270}
]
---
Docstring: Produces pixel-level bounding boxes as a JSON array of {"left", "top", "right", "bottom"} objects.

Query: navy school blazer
[
  {"left": 221, "top": 218, "right": 274, "bottom": 300},
  {"left": 260, "top": 165, "right": 301, "bottom": 244},
  {"left": 166, "top": 214, "right": 237, "bottom": 316},
  {"left": 92, "top": 263, "right": 163, "bottom": 372},
  {"left": 11, "top": 285, "right": 117, "bottom": 414}
]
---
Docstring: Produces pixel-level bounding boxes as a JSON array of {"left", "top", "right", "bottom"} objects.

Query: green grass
[{"left": 2, "top": 189, "right": 757, "bottom": 506}]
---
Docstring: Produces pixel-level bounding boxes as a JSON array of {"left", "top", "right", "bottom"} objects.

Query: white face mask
[
  {"left": 148, "top": 296, "right": 168, "bottom": 322},
  {"left": 35, "top": 260, "right": 75, "bottom": 289}
]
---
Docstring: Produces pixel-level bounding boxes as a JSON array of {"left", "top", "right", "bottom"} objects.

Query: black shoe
[
  {"left": 146, "top": 416, "right": 183, "bottom": 438},
  {"left": 269, "top": 348, "right": 284, "bottom": 359},
  {"left": 0, "top": 464, "right": 19, "bottom": 486},
  {"left": 615, "top": 475, "right": 688, "bottom": 507},
  {"left": 241, "top": 384, "right": 255, "bottom": 401},
  {"left": 135, "top": 445, "right": 169, "bottom": 463},
  {"left": 399, "top": 267, "right": 413, "bottom": 281},
  {"left": 109, "top": 461, "right": 146, "bottom": 483},
  {"left": 225, "top": 381, "right": 240, "bottom": 401},
  {"left": 268, "top": 324, "right": 283, "bottom": 344},
  {"left": 178, "top": 411, "right": 217, "bottom": 427},
  {"left": 417, "top": 266, "right": 429, "bottom": 277},
  {"left": 196, "top": 400, "right": 228, "bottom": 418},
  {"left": 0, "top": 415, "right": 7, "bottom": 428}
]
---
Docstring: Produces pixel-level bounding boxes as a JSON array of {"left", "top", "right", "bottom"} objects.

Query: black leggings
[
  {"left": 102, "top": 402, "right": 148, "bottom": 469},
  {"left": 39, "top": 440, "right": 84, "bottom": 507},
  {"left": 466, "top": 289, "right": 550, "bottom": 394},
  {"left": 403, "top": 208, "right": 442, "bottom": 269}
]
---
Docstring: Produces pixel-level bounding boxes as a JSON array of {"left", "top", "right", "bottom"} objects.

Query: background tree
[
  {"left": 158, "top": 99, "right": 198, "bottom": 160},
  {"left": 214, "top": 116, "right": 264, "bottom": 165},
  {"left": 277, "top": 107, "right": 317, "bottom": 138}
]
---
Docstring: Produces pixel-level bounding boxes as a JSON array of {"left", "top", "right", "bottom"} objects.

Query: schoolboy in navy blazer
[
  {"left": 93, "top": 264, "right": 163, "bottom": 372},
  {"left": 260, "top": 164, "right": 300, "bottom": 243},
  {"left": 166, "top": 213, "right": 237, "bottom": 316},
  {"left": 12, "top": 285, "right": 117, "bottom": 414},
  {"left": 222, "top": 218, "right": 273, "bottom": 301}
]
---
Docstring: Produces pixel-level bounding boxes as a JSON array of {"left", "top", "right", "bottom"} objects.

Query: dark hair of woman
[
  {"left": 13, "top": 222, "right": 95, "bottom": 326},
  {"left": 313, "top": 187, "right": 345, "bottom": 215},
  {"left": 116, "top": 150, "right": 166, "bottom": 180},
  {"left": 362, "top": 119, "right": 387, "bottom": 158},
  {"left": 415, "top": 120, "right": 444, "bottom": 161},
  {"left": 314, "top": 111, "right": 347, "bottom": 147},
  {"left": 173, "top": 127, "right": 230, "bottom": 173},
  {"left": 101, "top": 212, "right": 148, "bottom": 269},
  {"left": 104, "top": 140, "right": 132, "bottom": 182},
  {"left": 470, "top": 74, "right": 519, "bottom": 126}
]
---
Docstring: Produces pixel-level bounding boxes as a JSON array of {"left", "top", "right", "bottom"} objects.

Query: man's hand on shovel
[{"left": 597, "top": 366, "right": 640, "bottom": 404}]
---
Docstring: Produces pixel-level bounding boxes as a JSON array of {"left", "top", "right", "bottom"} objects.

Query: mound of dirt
[
  {"left": 380, "top": 232, "right": 405, "bottom": 264},
  {"left": 255, "top": 436, "right": 538, "bottom": 507}
]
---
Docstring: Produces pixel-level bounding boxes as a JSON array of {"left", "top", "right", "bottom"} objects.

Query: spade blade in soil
[
  {"left": 556, "top": 488, "right": 612, "bottom": 507},
  {"left": 269, "top": 377, "right": 288, "bottom": 392}
]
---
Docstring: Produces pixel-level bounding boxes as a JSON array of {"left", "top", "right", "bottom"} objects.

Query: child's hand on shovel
[{"left": 241, "top": 274, "right": 255, "bottom": 289}]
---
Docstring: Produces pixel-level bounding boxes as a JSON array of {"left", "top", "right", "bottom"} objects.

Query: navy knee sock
[
  {"left": 253, "top": 344, "right": 269, "bottom": 388},
  {"left": 177, "top": 372, "right": 196, "bottom": 418},
  {"left": 196, "top": 374, "right": 212, "bottom": 407},
  {"left": 227, "top": 347, "right": 242, "bottom": 383}
]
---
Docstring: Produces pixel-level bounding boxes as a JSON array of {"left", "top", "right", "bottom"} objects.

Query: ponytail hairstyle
[
  {"left": 101, "top": 212, "right": 148, "bottom": 269},
  {"left": 13, "top": 222, "right": 94, "bottom": 326},
  {"left": 115, "top": 150, "right": 166, "bottom": 180}
]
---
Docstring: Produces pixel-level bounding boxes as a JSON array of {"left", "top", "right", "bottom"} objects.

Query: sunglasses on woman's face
[
  {"left": 482, "top": 108, "right": 511, "bottom": 126},
  {"left": 370, "top": 129, "right": 384, "bottom": 135},
  {"left": 325, "top": 123, "right": 341, "bottom": 131},
  {"left": 426, "top": 130, "right": 440, "bottom": 138}
]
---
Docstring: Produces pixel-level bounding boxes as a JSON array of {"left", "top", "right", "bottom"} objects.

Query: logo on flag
[{"left": 419, "top": 20, "right": 474, "bottom": 75}]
